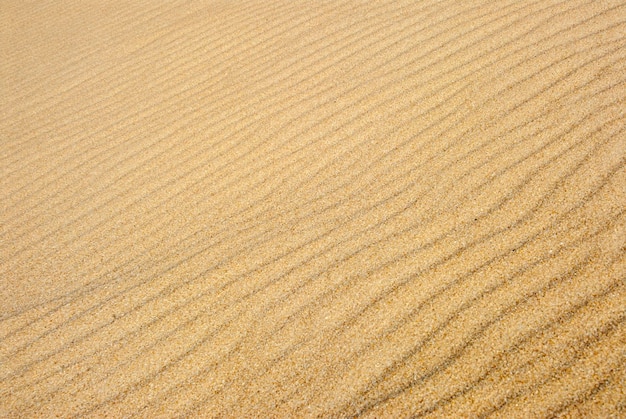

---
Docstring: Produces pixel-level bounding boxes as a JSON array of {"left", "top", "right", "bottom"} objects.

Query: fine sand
[{"left": 1, "top": 0, "right": 625, "bottom": 417}]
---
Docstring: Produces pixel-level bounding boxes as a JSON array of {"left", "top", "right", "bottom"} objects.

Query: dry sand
[{"left": 1, "top": 0, "right": 625, "bottom": 417}]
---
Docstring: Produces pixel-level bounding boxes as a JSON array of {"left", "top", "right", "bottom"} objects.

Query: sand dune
[{"left": 1, "top": 0, "right": 625, "bottom": 417}]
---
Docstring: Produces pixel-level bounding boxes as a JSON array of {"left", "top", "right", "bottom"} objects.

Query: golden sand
[{"left": 1, "top": 0, "right": 625, "bottom": 417}]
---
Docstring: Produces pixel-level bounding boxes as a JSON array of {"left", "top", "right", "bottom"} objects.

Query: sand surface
[{"left": 1, "top": 0, "right": 625, "bottom": 417}]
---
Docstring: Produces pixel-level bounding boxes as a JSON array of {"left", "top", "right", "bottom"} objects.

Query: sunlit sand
[{"left": 1, "top": 1, "right": 625, "bottom": 417}]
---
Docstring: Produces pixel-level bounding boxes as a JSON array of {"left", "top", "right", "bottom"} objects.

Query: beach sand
[{"left": 1, "top": 0, "right": 625, "bottom": 417}]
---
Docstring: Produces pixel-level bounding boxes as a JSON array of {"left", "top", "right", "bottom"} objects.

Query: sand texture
[{"left": 1, "top": 0, "right": 626, "bottom": 417}]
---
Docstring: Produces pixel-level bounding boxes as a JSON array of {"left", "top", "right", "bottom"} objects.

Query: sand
[{"left": 1, "top": 0, "right": 625, "bottom": 417}]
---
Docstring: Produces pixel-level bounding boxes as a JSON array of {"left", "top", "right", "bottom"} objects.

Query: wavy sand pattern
[{"left": 1, "top": 0, "right": 625, "bottom": 417}]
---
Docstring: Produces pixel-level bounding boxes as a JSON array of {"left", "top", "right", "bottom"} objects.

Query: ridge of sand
[{"left": 1, "top": 0, "right": 625, "bottom": 417}]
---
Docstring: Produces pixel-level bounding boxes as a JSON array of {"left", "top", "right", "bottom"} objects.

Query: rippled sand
[{"left": 1, "top": 1, "right": 625, "bottom": 417}]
